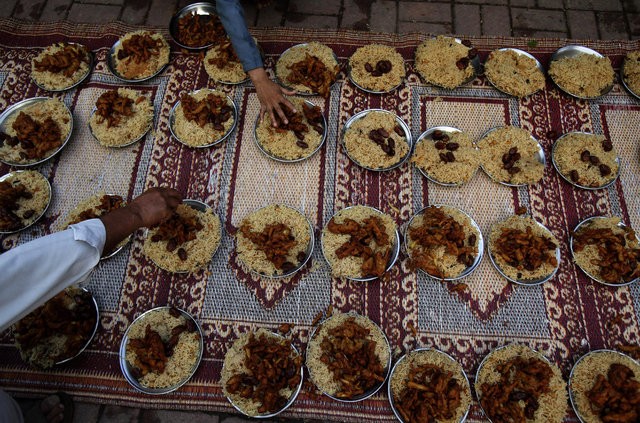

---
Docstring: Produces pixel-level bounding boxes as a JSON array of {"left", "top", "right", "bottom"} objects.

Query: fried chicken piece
[
  {"left": 128, "top": 324, "right": 168, "bottom": 376},
  {"left": 68, "top": 194, "right": 124, "bottom": 225},
  {"left": 0, "top": 180, "right": 34, "bottom": 231},
  {"left": 286, "top": 53, "right": 338, "bottom": 97},
  {"left": 34, "top": 43, "right": 89, "bottom": 77},
  {"left": 207, "top": 39, "right": 240, "bottom": 69},
  {"left": 150, "top": 209, "right": 204, "bottom": 260},
  {"left": 239, "top": 222, "right": 300, "bottom": 270},
  {"left": 177, "top": 11, "right": 226, "bottom": 48},
  {"left": 95, "top": 90, "right": 135, "bottom": 128},
  {"left": 586, "top": 363, "right": 640, "bottom": 423},
  {"left": 117, "top": 33, "right": 164, "bottom": 64},
  {"left": 494, "top": 226, "right": 558, "bottom": 272},
  {"left": 180, "top": 92, "right": 233, "bottom": 131},
  {"left": 7, "top": 112, "right": 63, "bottom": 160}
]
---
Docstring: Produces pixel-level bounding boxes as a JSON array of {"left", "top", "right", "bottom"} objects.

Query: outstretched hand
[{"left": 248, "top": 67, "right": 296, "bottom": 127}]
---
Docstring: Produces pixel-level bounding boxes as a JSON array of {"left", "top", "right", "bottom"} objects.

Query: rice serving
[
  {"left": 0, "top": 170, "right": 50, "bottom": 232},
  {"left": 415, "top": 36, "right": 475, "bottom": 89},
  {"left": 306, "top": 313, "right": 389, "bottom": 397},
  {"left": 89, "top": 88, "right": 153, "bottom": 147},
  {"left": 321, "top": 205, "right": 397, "bottom": 279},
  {"left": 412, "top": 130, "right": 479, "bottom": 184},
  {"left": 484, "top": 49, "right": 545, "bottom": 97},
  {"left": 173, "top": 89, "right": 235, "bottom": 147},
  {"left": 204, "top": 39, "right": 248, "bottom": 83},
  {"left": 623, "top": 50, "right": 640, "bottom": 94},
  {"left": 477, "top": 126, "right": 544, "bottom": 185},
  {"left": 343, "top": 111, "right": 409, "bottom": 170},
  {"left": 553, "top": 132, "right": 618, "bottom": 188},
  {"left": 349, "top": 44, "right": 405, "bottom": 92},
  {"left": 144, "top": 203, "right": 221, "bottom": 273},
  {"left": 125, "top": 307, "right": 201, "bottom": 389},
  {"left": 113, "top": 30, "right": 170, "bottom": 80},
  {"left": 276, "top": 42, "right": 339, "bottom": 95},
  {"left": 390, "top": 349, "right": 472, "bottom": 423},
  {"left": 31, "top": 42, "right": 91, "bottom": 91},
  {"left": 476, "top": 344, "right": 567, "bottom": 422},
  {"left": 548, "top": 53, "right": 614, "bottom": 98},
  {"left": 236, "top": 204, "right": 311, "bottom": 276}
]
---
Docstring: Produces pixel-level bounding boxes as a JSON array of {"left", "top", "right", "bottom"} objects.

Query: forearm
[
  {"left": 216, "top": 0, "right": 263, "bottom": 71},
  {"left": 99, "top": 203, "right": 144, "bottom": 256}
]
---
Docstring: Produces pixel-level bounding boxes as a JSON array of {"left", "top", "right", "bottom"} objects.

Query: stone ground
[{"left": 1, "top": 0, "right": 633, "bottom": 422}]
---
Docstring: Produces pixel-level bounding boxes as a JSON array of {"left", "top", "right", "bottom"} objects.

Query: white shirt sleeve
[{"left": 0, "top": 218, "right": 106, "bottom": 332}]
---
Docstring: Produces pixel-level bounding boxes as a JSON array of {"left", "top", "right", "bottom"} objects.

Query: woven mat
[{"left": 1, "top": 17, "right": 639, "bottom": 422}]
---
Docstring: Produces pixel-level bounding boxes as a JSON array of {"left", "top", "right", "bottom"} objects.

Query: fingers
[{"left": 272, "top": 103, "right": 288, "bottom": 127}]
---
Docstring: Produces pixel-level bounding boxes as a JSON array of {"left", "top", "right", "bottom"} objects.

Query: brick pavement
[{"left": 1, "top": 0, "right": 632, "bottom": 422}]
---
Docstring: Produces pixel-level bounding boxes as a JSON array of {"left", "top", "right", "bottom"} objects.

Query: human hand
[
  {"left": 248, "top": 67, "right": 296, "bottom": 127},
  {"left": 127, "top": 187, "right": 182, "bottom": 228}
]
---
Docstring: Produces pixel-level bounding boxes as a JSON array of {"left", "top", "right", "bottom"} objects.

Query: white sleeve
[{"left": 0, "top": 218, "right": 106, "bottom": 332}]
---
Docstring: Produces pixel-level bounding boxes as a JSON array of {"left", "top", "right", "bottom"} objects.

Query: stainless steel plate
[
  {"left": 404, "top": 204, "right": 484, "bottom": 281},
  {"left": 32, "top": 43, "right": 94, "bottom": 92},
  {"left": 306, "top": 312, "right": 392, "bottom": 402},
  {"left": 0, "top": 170, "right": 51, "bottom": 234},
  {"left": 484, "top": 48, "right": 545, "bottom": 97},
  {"left": 321, "top": 205, "right": 400, "bottom": 282},
  {"left": 89, "top": 107, "right": 152, "bottom": 148},
  {"left": 56, "top": 287, "right": 100, "bottom": 365},
  {"left": 551, "top": 131, "right": 620, "bottom": 190},
  {"left": 169, "top": 2, "right": 218, "bottom": 50},
  {"left": 487, "top": 216, "right": 561, "bottom": 285},
  {"left": 236, "top": 204, "right": 315, "bottom": 279},
  {"left": 621, "top": 54, "right": 640, "bottom": 100},
  {"left": 549, "top": 45, "right": 614, "bottom": 99},
  {"left": 347, "top": 61, "right": 405, "bottom": 94},
  {"left": 119, "top": 306, "right": 204, "bottom": 394},
  {"left": 0, "top": 97, "right": 74, "bottom": 167},
  {"left": 253, "top": 99, "right": 327, "bottom": 162},
  {"left": 107, "top": 36, "right": 168, "bottom": 83},
  {"left": 388, "top": 348, "right": 471, "bottom": 423},
  {"left": 169, "top": 89, "right": 238, "bottom": 148},
  {"left": 341, "top": 109, "right": 412, "bottom": 171},
  {"left": 570, "top": 216, "right": 639, "bottom": 287},
  {"left": 417, "top": 37, "right": 480, "bottom": 89},
  {"left": 477, "top": 126, "right": 545, "bottom": 187},
  {"left": 275, "top": 43, "right": 340, "bottom": 96}
]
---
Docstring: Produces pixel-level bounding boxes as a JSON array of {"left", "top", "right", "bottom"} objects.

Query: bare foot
[{"left": 39, "top": 395, "right": 65, "bottom": 423}]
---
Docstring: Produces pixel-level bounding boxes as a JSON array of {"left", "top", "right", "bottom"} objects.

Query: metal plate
[
  {"left": 568, "top": 349, "right": 640, "bottom": 423},
  {"left": 56, "top": 287, "right": 100, "bottom": 365},
  {"left": 347, "top": 61, "right": 405, "bottom": 94},
  {"left": 487, "top": 216, "right": 561, "bottom": 285},
  {"left": 404, "top": 204, "right": 484, "bottom": 281},
  {"left": 31, "top": 43, "right": 94, "bottom": 92},
  {"left": 169, "top": 2, "right": 218, "bottom": 50},
  {"left": 106, "top": 36, "right": 169, "bottom": 83},
  {"left": 321, "top": 205, "right": 400, "bottom": 282},
  {"left": 275, "top": 43, "right": 340, "bottom": 95},
  {"left": 570, "top": 216, "right": 640, "bottom": 287},
  {"left": 388, "top": 348, "right": 471, "bottom": 423},
  {"left": 89, "top": 107, "right": 152, "bottom": 148},
  {"left": 413, "top": 126, "right": 478, "bottom": 187},
  {"left": 0, "top": 97, "right": 73, "bottom": 167},
  {"left": 119, "top": 306, "right": 204, "bottom": 394},
  {"left": 551, "top": 131, "right": 620, "bottom": 190},
  {"left": 169, "top": 89, "right": 238, "bottom": 148},
  {"left": 484, "top": 48, "right": 545, "bottom": 97},
  {"left": 306, "top": 312, "right": 392, "bottom": 402},
  {"left": 621, "top": 54, "right": 640, "bottom": 100},
  {"left": 475, "top": 344, "right": 557, "bottom": 422},
  {"left": 223, "top": 330, "right": 303, "bottom": 418},
  {"left": 417, "top": 37, "right": 481, "bottom": 89},
  {"left": 253, "top": 99, "right": 327, "bottom": 162},
  {"left": 236, "top": 204, "right": 315, "bottom": 279},
  {"left": 0, "top": 170, "right": 51, "bottom": 234},
  {"left": 341, "top": 109, "right": 412, "bottom": 172},
  {"left": 549, "top": 45, "right": 614, "bottom": 99},
  {"left": 477, "top": 126, "right": 545, "bottom": 187}
]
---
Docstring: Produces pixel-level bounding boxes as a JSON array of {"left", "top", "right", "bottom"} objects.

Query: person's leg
[{"left": 0, "top": 389, "right": 24, "bottom": 423}]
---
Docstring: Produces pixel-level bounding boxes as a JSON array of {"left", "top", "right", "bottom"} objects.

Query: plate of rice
[
  {"left": 477, "top": 126, "right": 545, "bottom": 186},
  {"left": 414, "top": 36, "right": 479, "bottom": 89},
  {"left": 108, "top": 30, "right": 170, "bottom": 82},
  {"left": 622, "top": 50, "right": 640, "bottom": 100},
  {"left": 306, "top": 312, "right": 391, "bottom": 402},
  {"left": 348, "top": 44, "right": 405, "bottom": 93},
  {"left": 0, "top": 97, "right": 73, "bottom": 167},
  {"left": 120, "top": 306, "right": 203, "bottom": 394},
  {"left": 552, "top": 132, "right": 619, "bottom": 190},
  {"left": 235, "top": 204, "right": 314, "bottom": 278},
  {"left": 341, "top": 109, "right": 411, "bottom": 171},
  {"left": 412, "top": 126, "right": 479, "bottom": 186},
  {"left": 548, "top": 45, "right": 614, "bottom": 99},
  {"left": 570, "top": 216, "right": 640, "bottom": 286},
  {"left": 169, "top": 3, "right": 226, "bottom": 50},
  {"left": 0, "top": 170, "right": 51, "bottom": 234},
  {"left": 569, "top": 349, "right": 640, "bottom": 423},
  {"left": 221, "top": 328, "right": 303, "bottom": 417},
  {"left": 62, "top": 192, "right": 129, "bottom": 259},
  {"left": 275, "top": 42, "right": 339, "bottom": 97},
  {"left": 13, "top": 286, "right": 99, "bottom": 369},
  {"left": 475, "top": 344, "right": 568, "bottom": 422},
  {"left": 31, "top": 42, "right": 93, "bottom": 92},
  {"left": 488, "top": 215, "right": 560, "bottom": 285},
  {"left": 204, "top": 38, "right": 249, "bottom": 84},
  {"left": 405, "top": 205, "right": 483, "bottom": 281},
  {"left": 484, "top": 48, "right": 546, "bottom": 97},
  {"left": 388, "top": 348, "right": 472, "bottom": 423},
  {"left": 254, "top": 96, "right": 326, "bottom": 162},
  {"left": 169, "top": 88, "right": 237, "bottom": 148},
  {"left": 321, "top": 205, "right": 400, "bottom": 281},
  {"left": 144, "top": 199, "right": 222, "bottom": 273},
  {"left": 89, "top": 88, "right": 154, "bottom": 148}
]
